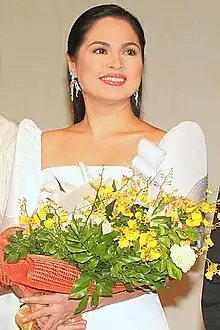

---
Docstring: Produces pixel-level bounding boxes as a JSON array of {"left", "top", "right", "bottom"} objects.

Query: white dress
[
  {"left": 0, "top": 116, "right": 19, "bottom": 329},
  {"left": 2, "top": 119, "right": 207, "bottom": 330}
]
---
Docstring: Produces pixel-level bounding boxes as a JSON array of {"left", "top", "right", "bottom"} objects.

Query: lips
[{"left": 100, "top": 74, "right": 127, "bottom": 86}]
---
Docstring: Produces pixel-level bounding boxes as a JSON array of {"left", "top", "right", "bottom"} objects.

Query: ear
[{"left": 66, "top": 53, "right": 77, "bottom": 76}]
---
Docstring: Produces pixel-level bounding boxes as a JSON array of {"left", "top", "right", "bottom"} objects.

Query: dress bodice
[
  {"left": 1, "top": 118, "right": 208, "bottom": 330},
  {"left": 4, "top": 118, "right": 208, "bottom": 229}
]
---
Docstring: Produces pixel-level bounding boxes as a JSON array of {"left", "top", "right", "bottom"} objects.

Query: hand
[
  {"left": 20, "top": 293, "right": 87, "bottom": 330},
  {"left": 57, "top": 317, "right": 87, "bottom": 330}
]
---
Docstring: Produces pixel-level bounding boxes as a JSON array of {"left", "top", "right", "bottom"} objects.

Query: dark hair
[{"left": 67, "top": 4, "right": 146, "bottom": 124}]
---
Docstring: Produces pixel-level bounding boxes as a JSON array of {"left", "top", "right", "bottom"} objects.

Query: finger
[
  {"left": 21, "top": 306, "right": 51, "bottom": 323},
  {"left": 36, "top": 318, "right": 48, "bottom": 328},
  {"left": 40, "top": 316, "right": 57, "bottom": 330},
  {"left": 57, "top": 320, "right": 87, "bottom": 330},
  {"left": 20, "top": 294, "right": 58, "bottom": 305}
]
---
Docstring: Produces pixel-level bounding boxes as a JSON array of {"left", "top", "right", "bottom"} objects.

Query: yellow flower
[
  {"left": 203, "top": 218, "right": 214, "bottom": 228},
  {"left": 205, "top": 234, "right": 214, "bottom": 247},
  {"left": 38, "top": 206, "right": 49, "bottom": 219},
  {"left": 139, "top": 194, "right": 149, "bottom": 203},
  {"left": 19, "top": 214, "right": 29, "bottom": 225},
  {"left": 124, "top": 227, "right": 139, "bottom": 241},
  {"left": 44, "top": 217, "right": 55, "bottom": 229},
  {"left": 201, "top": 246, "right": 209, "bottom": 253},
  {"left": 32, "top": 214, "right": 41, "bottom": 225},
  {"left": 121, "top": 175, "right": 129, "bottom": 185},
  {"left": 135, "top": 211, "right": 143, "bottom": 220},
  {"left": 206, "top": 189, "right": 213, "bottom": 196},
  {"left": 180, "top": 239, "right": 191, "bottom": 245},
  {"left": 127, "top": 219, "right": 137, "bottom": 229},
  {"left": 59, "top": 212, "right": 68, "bottom": 223},
  {"left": 141, "top": 246, "right": 161, "bottom": 262},
  {"left": 217, "top": 213, "right": 220, "bottom": 220},
  {"left": 102, "top": 186, "right": 114, "bottom": 194},
  {"left": 186, "top": 211, "right": 203, "bottom": 227},
  {"left": 205, "top": 263, "right": 218, "bottom": 280},
  {"left": 200, "top": 202, "right": 216, "bottom": 214},
  {"left": 139, "top": 231, "right": 158, "bottom": 248},
  {"left": 185, "top": 206, "right": 196, "bottom": 213},
  {"left": 118, "top": 237, "right": 129, "bottom": 249},
  {"left": 139, "top": 233, "right": 148, "bottom": 246},
  {"left": 167, "top": 211, "right": 178, "bottom": 224},
  {"left": 23, "top": 228, "right": 31, "bottom": 235}
]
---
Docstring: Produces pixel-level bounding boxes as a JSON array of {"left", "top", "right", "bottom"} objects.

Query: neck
[{"left": 80, "top": 96, "right": 139, "bottom": 138}]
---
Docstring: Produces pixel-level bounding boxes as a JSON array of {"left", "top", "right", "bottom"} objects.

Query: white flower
[
  {"left": 102, "top": 220, "right": 113, "bottom": 234},
  {"left": 170, "top": 244, "right": 197, "bottom": 273}
]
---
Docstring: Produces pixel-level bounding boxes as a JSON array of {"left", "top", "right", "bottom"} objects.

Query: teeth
[{"left": 101, "top": 77, "right": 126, "bottom": 83}]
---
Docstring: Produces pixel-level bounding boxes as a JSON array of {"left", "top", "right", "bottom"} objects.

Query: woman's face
[{"left": 68, "top": 17, "right": 143, "bottom": 104}]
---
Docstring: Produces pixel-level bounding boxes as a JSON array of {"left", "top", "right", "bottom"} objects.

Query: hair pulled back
[{"left": 67, "top": 4, "right": 146, "bottom": 124}]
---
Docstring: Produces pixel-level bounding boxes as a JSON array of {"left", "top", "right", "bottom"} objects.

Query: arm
[{"left": 0, "top": 117, "right": 17, "bottom": 293}]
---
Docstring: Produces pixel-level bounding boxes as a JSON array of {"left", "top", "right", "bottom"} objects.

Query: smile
[{"left": 100, "top": 75, "right": 127, "bottom": 86}]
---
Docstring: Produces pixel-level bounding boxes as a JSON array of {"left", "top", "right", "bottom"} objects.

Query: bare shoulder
[
  {"left": 41, "top": 125, "right": 81, "bottom": 169},
  {"left": 136, "top": 120, "right": 166, "bottom": 144}
]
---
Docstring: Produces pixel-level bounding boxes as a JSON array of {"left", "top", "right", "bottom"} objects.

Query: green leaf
[
  {"left": 159, "top": 236, "right": 171, "bottom": 248},
  {"left": 86, "top": 235, "right": 98, "bottom": 250},
  {"left": 16, "top": 230, "right": 24, "bottom": 239},
  {"left": 101, "top": 231, "right": 118, "bottom": 244},
  {"left": 70, "top": 276, "right": 91, "bottom": 299},
  {"left": 120, "top": 255, "right": 140, "bottom": 264},
  {"left": 153, "top": 259, "right": 167, "bottom": 273},
  {"left": 74, "top": 275, "right": 92, "bottom": 287},
  {"left": 167, "top": 259, "right": 182, "bottom": 280},
  {"left": 159, "top": 226, "right": 167, "bottom": 235},
  {"left": 73, "top": 253, "right": 93, "bottom": 263},
  {"left": 124, "top": 283, "right": 134, "bottom": 292},
  {"left": 186, "top": 228, "right": 198, "bottom": 241},
  {"left": 70, "top": 218, "right": 79, "bottom": 235},
  {"left": 168, "top": 232, "right": 180, "bottom": 244},
  {"left": 106, "top": 200, "right": 116, "bottom": 218},
  {"left": 150, "top": 217, "right": 170, "bottom": 228},
  {"left": 74, "top": 295, "right": 89, "bottom": 314},
  {"left": 96, "top": 282, "right": 113, "bottom": 296},
  {"left": 152, "top": 199, "right": 165, "bottom": 216},
  {"left": 82, "top": 226, "right": 93, "bottom": 243},
  {"left": 6, "top": 250, "right": 20, "bottom": 263},
  {"left": 176, "top": 229, "right": 187, "bottom": 239},
  {"left": 91, "top": 290, "right": 99, "bottom": 309},
  {"left": 88, "top": 258, "right": 99, "bottom": 270},
  {"left": 151, "top": 281, "right": 166, "bottom": 290},
  {"left": 93, "top": 242, "right": 107, "bottom": 256},
  {"left": 66, "top": 245, "right": 86, "bottom": 253},
  {"left": 112, "top": 180, "right": 117, "bottom": 192},
  {"left": 4, "top": 244, "right": 13, "bottom": 254}
]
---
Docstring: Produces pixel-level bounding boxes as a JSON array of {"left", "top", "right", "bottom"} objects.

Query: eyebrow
[{"left": 88, "top": 41, "right": 140, "bottom": 49}]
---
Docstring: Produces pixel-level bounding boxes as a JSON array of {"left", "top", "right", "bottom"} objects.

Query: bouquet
[{"left": 0, "top": 171, "right": 219, "bottom": 320}]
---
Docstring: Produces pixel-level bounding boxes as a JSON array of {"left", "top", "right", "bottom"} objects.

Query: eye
[
  {"left": 93, "top": 48, "right": 107, "bottom": 54},
  {"left": 124, "top": 48, "right": 137, "bottom": 56}
]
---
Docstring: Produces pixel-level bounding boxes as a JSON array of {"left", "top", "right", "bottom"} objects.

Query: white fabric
[
  {"left": 0, "top": 116, "right": 19, "bottom": 330},
  {"left": 0, "top": 116, "right": 17, "bottom": 227},
  {"left": 2, "top": 118, "right": 207, "bottom": 330}
]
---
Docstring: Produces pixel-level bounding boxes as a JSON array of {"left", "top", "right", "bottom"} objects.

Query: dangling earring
[
  {"left": 70, "top": 72, "right": 81, "bottom": 101},
  {"left": 134, "top": 88, "right": 139, "bottom": 107}
]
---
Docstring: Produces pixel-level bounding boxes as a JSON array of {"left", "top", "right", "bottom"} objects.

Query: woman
[
  {"left": 5, "top": 4, "right": 207, "bottom": 330},
  {"left": 0, "top": 115, "right": 19, "bottom": 329}
]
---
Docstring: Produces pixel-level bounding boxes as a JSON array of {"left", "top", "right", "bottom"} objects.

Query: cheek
[
  {"left": 76, "top": 57, "right": 101, "bottom": 89},
  {"left": 127, "top": 60, "right": 143, "bottom": 85}
]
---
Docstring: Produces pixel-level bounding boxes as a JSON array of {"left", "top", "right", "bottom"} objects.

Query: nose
[{"left": 106, "top": 53, "right": 124, "bottom": 70}]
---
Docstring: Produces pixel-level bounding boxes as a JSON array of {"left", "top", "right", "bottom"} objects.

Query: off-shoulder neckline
[{"left": 18, "top": 119, "right": 195, "bottom": 172}]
